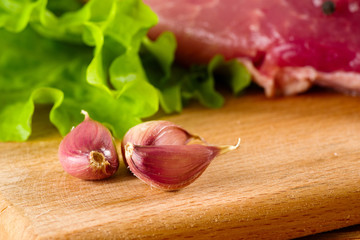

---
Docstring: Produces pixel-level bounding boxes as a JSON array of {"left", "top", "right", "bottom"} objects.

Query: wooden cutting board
[{"left": 1, "top": 89, "right": 360, "bottom": 240}]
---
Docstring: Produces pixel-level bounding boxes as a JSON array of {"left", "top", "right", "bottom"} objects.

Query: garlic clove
[
  {"left": 124, "top": 139, "right": 240, "bottom": 191},
  {"left": 58, "top": 110, "right": 119, "bottom": 180},
  {"left": 121, "top": 120, "right": 240, "bottom": 190},
  {"left": 121, "top": 120, "right": 203, "bottom": 167},
  {"left": 122, "top": 120, "right": 202, "bottom": 146}
]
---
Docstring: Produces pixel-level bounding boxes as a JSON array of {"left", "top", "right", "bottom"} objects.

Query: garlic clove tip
[
  {"left": 80, "top": 110, "right": 90, "bottom": 120},
  {"left": 217, "top": 138, "right": 241, "bottom": 155}
]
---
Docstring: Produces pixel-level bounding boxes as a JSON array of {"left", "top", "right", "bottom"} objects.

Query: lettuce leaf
[
  {"left": 0, "top": 0, "right": 159, "bottom": 141},
  {"left": 0, "top": 0, "right": 251, "bottom": 141},
  {"left": 141, "top": 35, "right": 251, "bottom": 113}
]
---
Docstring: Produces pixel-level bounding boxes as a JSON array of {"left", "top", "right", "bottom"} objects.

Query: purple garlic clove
[
  {"left": 122, "top": 120, "right": 240, "bottom": 190},
  {"left": 58, "top": 110, "right": 119, "bottom": 180}
]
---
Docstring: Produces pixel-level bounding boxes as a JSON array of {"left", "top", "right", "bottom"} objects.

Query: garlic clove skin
[
  {"left": 121, "top": 120, "right": 202, "bottom": 166},
  {"left": 124, "top": 139, "right": 240, "bottom": 191},
  {"left": 122, "top": 120, "right": 202, "bottom": 146},
  {"left": 58, "top": 111, "right": 119, "bottom": 180},
  {"left": 121, "top": 120, "right": 240, "bottom": 190}
]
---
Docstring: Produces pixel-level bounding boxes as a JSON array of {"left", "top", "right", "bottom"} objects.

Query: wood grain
[{"left": 1, "top": 90, "right": 360, "bottom": 239}]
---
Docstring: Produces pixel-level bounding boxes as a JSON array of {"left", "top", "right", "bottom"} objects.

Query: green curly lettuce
[
  {"left": 0, "top": 0, "right": 158, "bottom": 141},
  {"left": 141, "top": 34, "right": 251, "bottom": 113}
]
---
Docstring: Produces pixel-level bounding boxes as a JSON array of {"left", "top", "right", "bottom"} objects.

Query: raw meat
[{"left": 143, "top": 0, "right": 360, "bottom": 96}]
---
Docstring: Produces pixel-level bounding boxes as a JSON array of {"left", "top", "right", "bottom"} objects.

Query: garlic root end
[
  {"left": 89, "top": 150, "right": 110, "bottom": 174},
  {"left": 124, "top": 142, "right": 134, "bottom": 161}
]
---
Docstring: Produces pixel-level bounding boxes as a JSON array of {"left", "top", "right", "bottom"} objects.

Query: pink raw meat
[{"left": 143, "top": 0, "right": 360, "bottom": 96}]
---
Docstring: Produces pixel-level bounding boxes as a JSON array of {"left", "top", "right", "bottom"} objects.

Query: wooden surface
[
  {"left": 298, "top": 225, "right": 360, "bottom": 240},
  {"left": 1, "top": 89, "right": 360, "bottom": 239}
]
